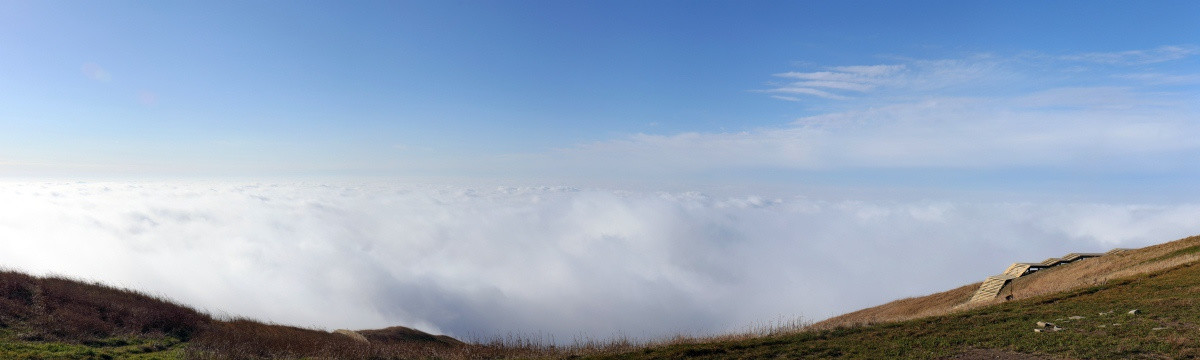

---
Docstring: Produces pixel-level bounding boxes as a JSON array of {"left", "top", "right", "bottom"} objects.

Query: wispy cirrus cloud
[
  {"left": 1059, "top": 45, "right": 1199, "bottom": 65},
  {"left": 552, "top": 46, "right": 1200, "bottom": 177},
  {"left": 760, "top": 64, "right": 906, "bottom": 100},
  {"left": 763, "top": 87, "right": 851, "bottom": 100},
  {"left": 759, "top": 46, "right": 1198, "bottom": 102}
]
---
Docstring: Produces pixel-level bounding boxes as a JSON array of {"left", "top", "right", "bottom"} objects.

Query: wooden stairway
[
  {"left": 967, "top": 248, "right": 1127, "bottom": 304},
  {"left": 968, "top": 275, "right": 1016, "bottom": 303}
]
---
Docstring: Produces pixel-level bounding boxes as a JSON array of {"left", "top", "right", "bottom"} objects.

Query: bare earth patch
[{"left": 940, "top": 348, "right": 1055, "bottom": 360}]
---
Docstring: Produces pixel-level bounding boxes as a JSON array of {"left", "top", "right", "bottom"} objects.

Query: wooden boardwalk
[{"left": 967, "top": 249, "right": 1126, "bottom": 303}]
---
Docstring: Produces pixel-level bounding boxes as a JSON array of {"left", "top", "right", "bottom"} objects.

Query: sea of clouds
[{"left": 2, "top": 180, "right": 1199, "bottom": 342}]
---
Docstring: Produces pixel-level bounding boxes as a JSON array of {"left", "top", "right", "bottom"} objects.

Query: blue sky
[
  {"left": 2, "top": 1, "right": 1199, "bottom": 193},
  {"left": 4, "top": 1, "right": 1200, "bottom": 340}
]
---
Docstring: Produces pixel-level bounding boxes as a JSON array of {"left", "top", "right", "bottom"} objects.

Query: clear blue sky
[{"left": 2, "top": 1, "right": 1198, "bottom": 197}]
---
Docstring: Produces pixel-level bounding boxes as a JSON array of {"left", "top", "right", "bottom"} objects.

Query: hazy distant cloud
[
  {"left": 563, "top": 89, "right": 1199, "bottom": 172},
  {"left": 2, "top": 181, "right": 1199, "bottom": 342},
  {"left": 1114, "top": 72, "right": 1200, "bottom": 85},
  {"left": 1059, "top": 45, "right": 1198, "bottom": 65}
]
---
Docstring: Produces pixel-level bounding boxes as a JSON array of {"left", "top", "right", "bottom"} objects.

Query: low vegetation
[
  {"left": 0, "top": 269, "right": 523, "bottom": 359},
  {"left": 587, "top": 235, "right": 1200, "bottom": 359},
  {"left": 815, "top": 235, "right": 1200, "bottom": 330},
  {"left": 590, "top": 259, "right": 1200, "bottom": 358},
  {"left": 3, "top": 235, "right": 1200, "bottom": 359},
  {"left": 0, "top": 270, "right": 200, "bottom": 359}
]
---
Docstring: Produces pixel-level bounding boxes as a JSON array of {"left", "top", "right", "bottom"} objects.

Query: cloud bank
[{"left": 3, "top": 181, "right": 1199, "bottom": 342}]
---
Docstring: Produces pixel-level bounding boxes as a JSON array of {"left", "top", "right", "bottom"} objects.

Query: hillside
[
  {"left": 0, "top": 269, "right": 485, "bottom": 359},
  {"left": 5, "top": 235, "right": 1200, "bottom": 359},
  {"left": 589, "top": 235, "right": 1200, "bottom": 359},
  {"left": 815, "top": 235, "right": 1200, "bottom": 329}
]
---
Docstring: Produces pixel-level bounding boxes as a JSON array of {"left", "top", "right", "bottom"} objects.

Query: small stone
[
  {"left": 1034, "top": 328, "right": 1044, "bottom": 333},
  {"left": 1052, "top": 327, "right": 1064, "bottom": 331},
  {"left": 1069, "top": 316, "right": 1085, "bottom": 320},
  {"left": 1153, "top": 327, "right": 1168, "bottom": 331},
  {"left": 1036, "top": 321, "right": 1055, "bottom": 327},
  {"left": 1128, "top": 309, "right": 1141, "bottom": 315}
]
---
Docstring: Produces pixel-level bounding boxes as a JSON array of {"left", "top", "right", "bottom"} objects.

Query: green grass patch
[{"left": 0, "top": 332, "right": 186, "bottom": 360}]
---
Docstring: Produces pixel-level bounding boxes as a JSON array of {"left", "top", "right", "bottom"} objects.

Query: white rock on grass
[
  {"left": 333, "top": 329, "right": 370, "bottom": 343},
  {"left": 1033, "top": 321, "right": 1064, "bottom": 332}
]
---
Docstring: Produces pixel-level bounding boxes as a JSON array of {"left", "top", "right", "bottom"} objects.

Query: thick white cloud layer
[{"left": 2, "top": 181, "right": 1199, "bottom": 341}]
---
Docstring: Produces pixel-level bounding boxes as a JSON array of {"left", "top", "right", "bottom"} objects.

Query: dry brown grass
[
  {"left": 359, "top": 326, "right": 464, "bottom": 346},
  {"left": 0, "top": 269, "right": 208, "bottom": 342},
  {"left": 813, "top": 235, "right": 1200, "bottom": 330},
  {"left": 992, "top": 235, "right": 1200, "bottom": 304},
  {"left": 1, "top": 269, "right": 538, "bottom": 359},
  {"left": 185, "top": 318, "right": 521, "bottom": 360},
  {"left": 811, "top": 283, "right": 980, "bottom": 329}
]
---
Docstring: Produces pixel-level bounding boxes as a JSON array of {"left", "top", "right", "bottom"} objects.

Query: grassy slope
[
  {"left": 6, "top": 236, "right": 1200, "bottom": 359},
  {"left": 0, "top": 270, "right": 475, "bottom": 360},
  {"left": 814, "top": 236, "right": 1200, "bottom": 329},
  {"left": 592, "top": 236, "right": 1200, "bottom": 359},
  {"left": 0, "top": 270, "right": 204, "bottom": 360}
]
